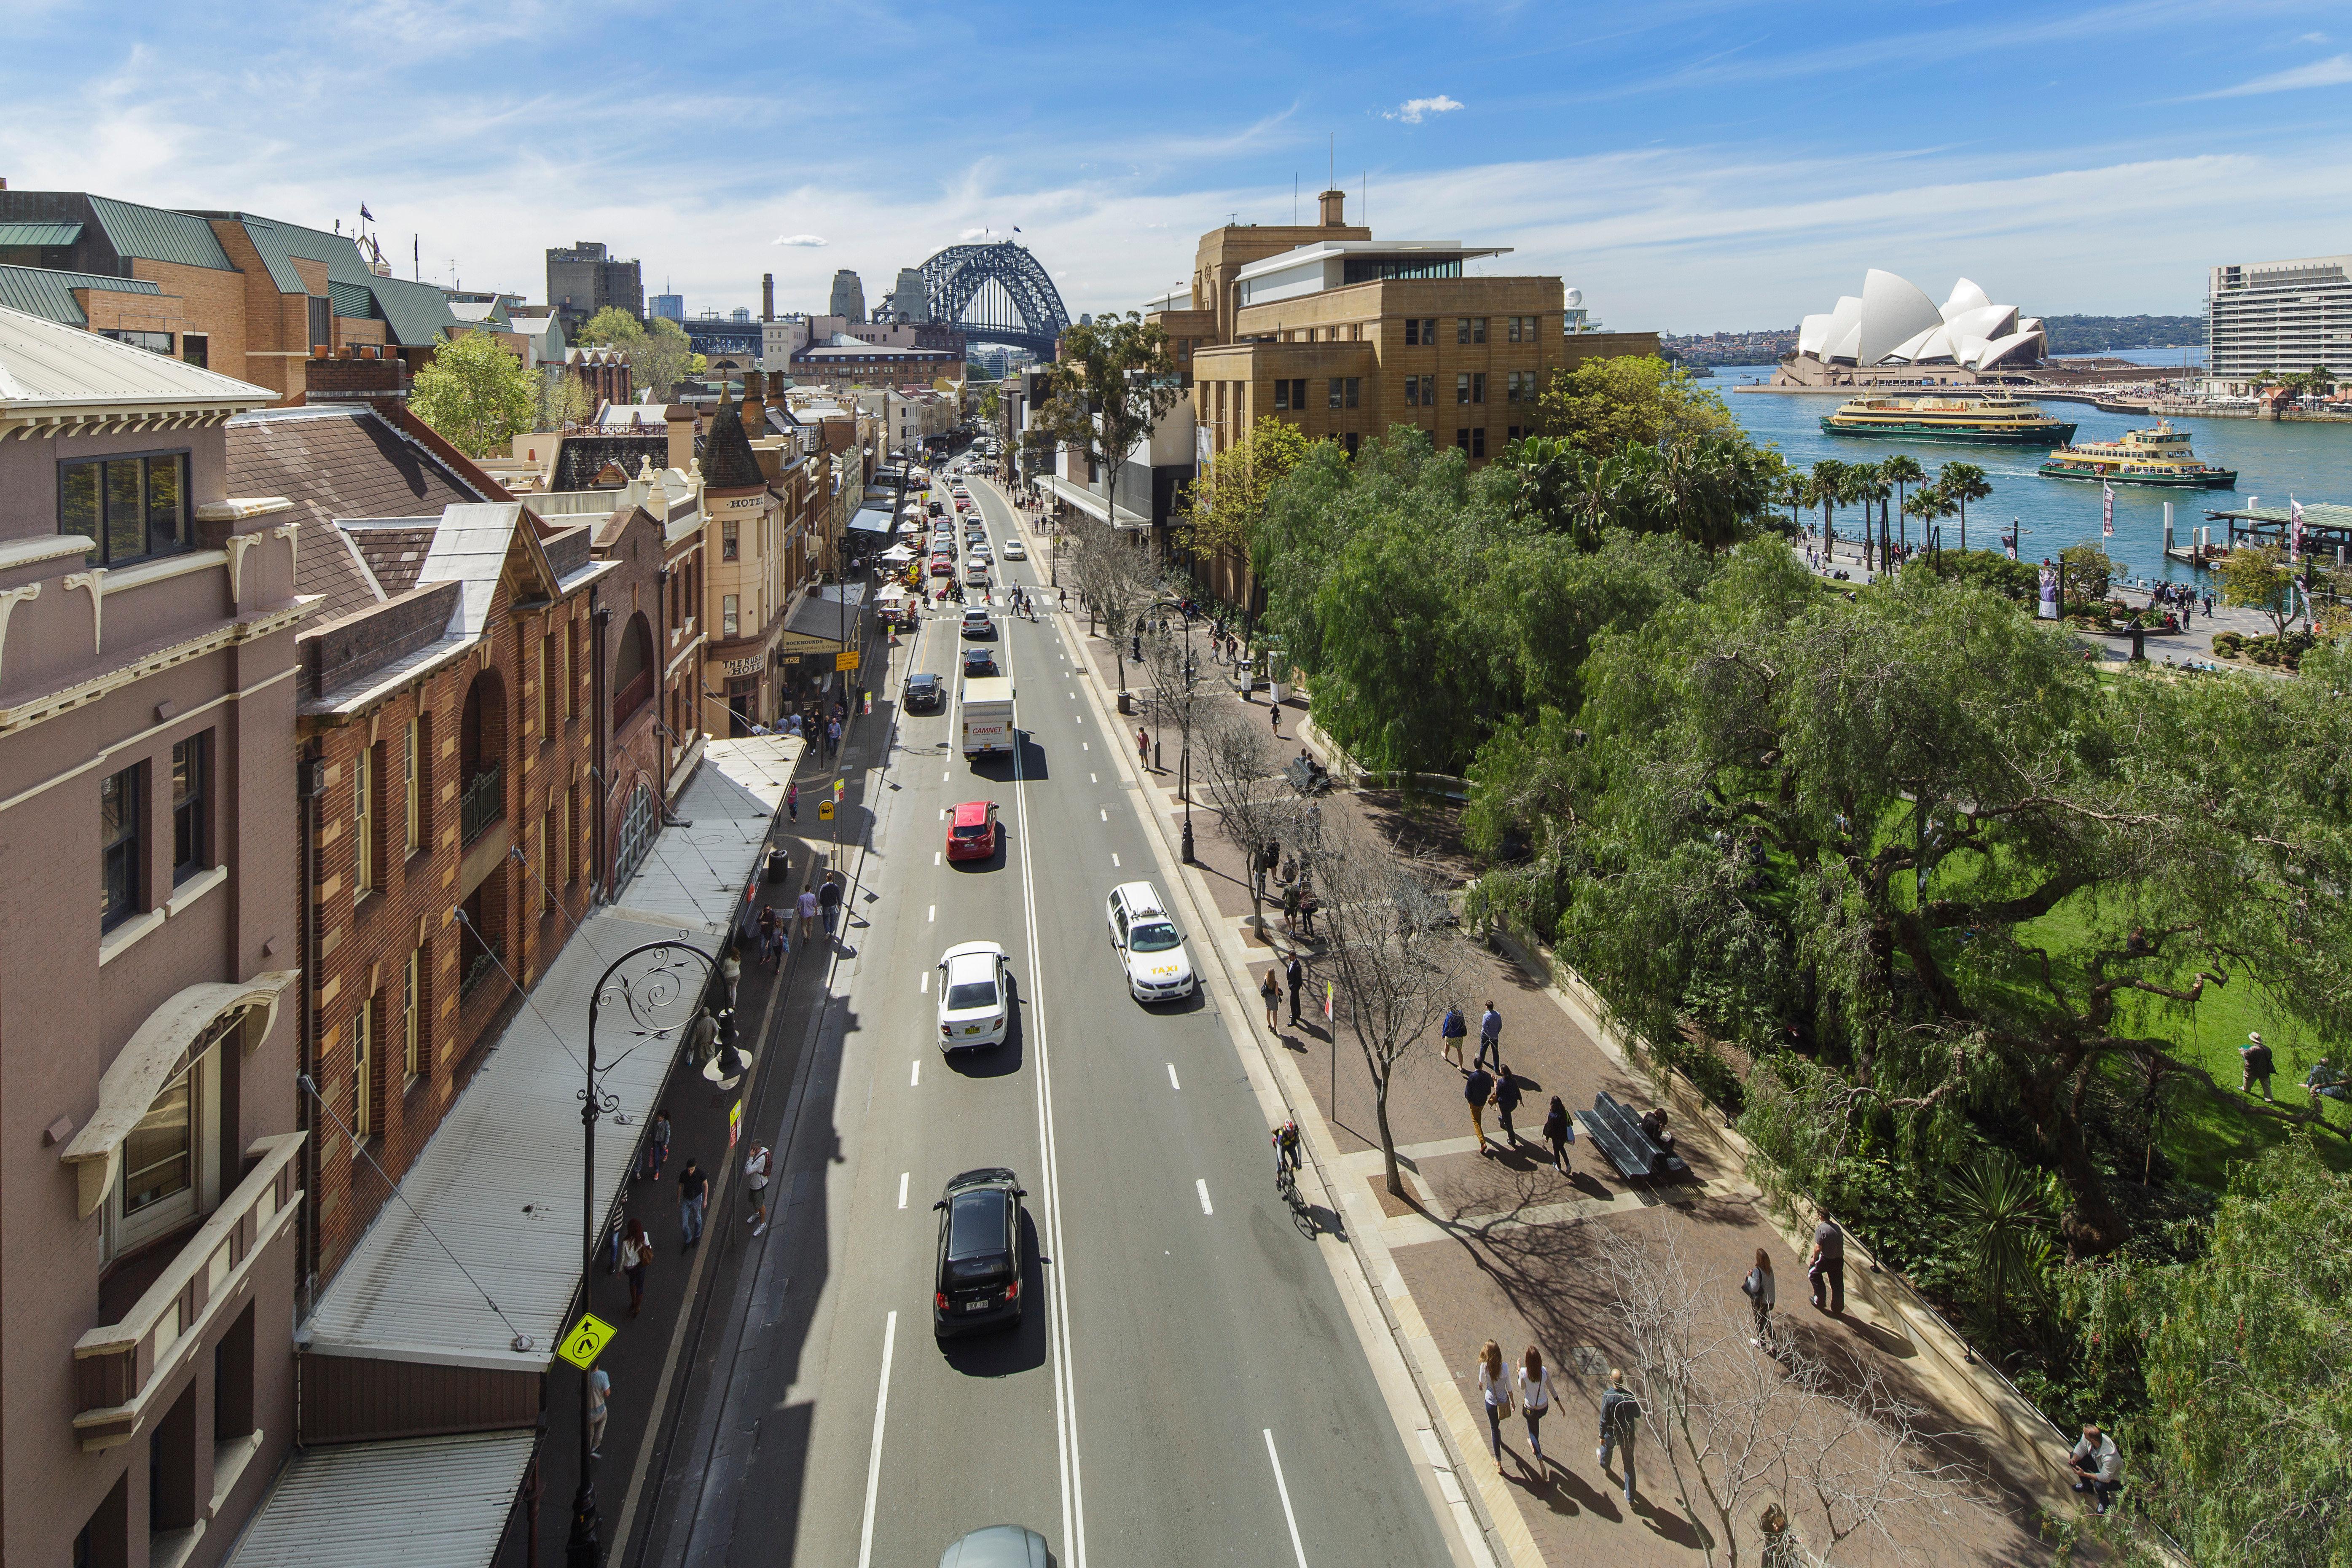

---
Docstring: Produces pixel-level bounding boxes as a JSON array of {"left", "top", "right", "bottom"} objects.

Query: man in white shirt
[
  {"left": 745, "top": 1142, "right": 772, "bottom": 1237},
  {"left": 2068, "top": 1423, "right": 2122, "bottom": 1514}
]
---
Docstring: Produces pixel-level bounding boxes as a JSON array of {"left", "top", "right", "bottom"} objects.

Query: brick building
[
  {"left": 545, "top": 241, "right": 643, "bottom": 334},
  {"left": 0, "top": 306, "right": 305, "bottom": 1568},
  {"left": 0, "top": 191, "right": 464, "bottom": 403}
]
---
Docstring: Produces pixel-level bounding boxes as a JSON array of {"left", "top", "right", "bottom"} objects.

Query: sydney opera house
[{"left": 1773, "top": 270, "right": 2048, "bottom": 388}]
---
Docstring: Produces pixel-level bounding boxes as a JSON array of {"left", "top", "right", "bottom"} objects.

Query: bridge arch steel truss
[{"left": 875, "top": 241, "right": 1070, "bottom": 359}]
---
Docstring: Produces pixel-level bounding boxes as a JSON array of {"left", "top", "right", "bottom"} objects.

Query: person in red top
[{"left": 1136, "top": 728, "right": 1150, "bottom": 770}]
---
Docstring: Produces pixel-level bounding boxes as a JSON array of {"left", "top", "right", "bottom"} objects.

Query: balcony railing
[
  {"left": 74, "top": 1133, "right": 305, "bottom": 1451},
  {"left": 459, "top": 765, "right": 503, "bottom": 847}
]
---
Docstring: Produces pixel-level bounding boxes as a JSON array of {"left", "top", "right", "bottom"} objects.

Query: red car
[
  {"left": 929, "top": 553, "right": 954, "bottom": 576},
  {"left": 945, "top": 800, "right": 1000, "bottom": 862}
]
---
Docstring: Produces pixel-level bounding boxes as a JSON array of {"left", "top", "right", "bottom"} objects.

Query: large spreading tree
[{"left": 411, "top": 330, "right": 534, "bottom": 458}]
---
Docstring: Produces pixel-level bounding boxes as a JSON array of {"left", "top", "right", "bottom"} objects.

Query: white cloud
[
  {"left": 772, "top": 233, "right": 828, "bottom": 247},
  {"left": 2196, "top": 53, "right": 2352, "bottom": 97},
  {"left": 1383, "top": 94, "right": 1463, "bottom": 124}
]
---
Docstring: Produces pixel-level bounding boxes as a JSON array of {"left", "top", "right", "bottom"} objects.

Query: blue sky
[{"left": 7, "top": 0, "right": 2352, "bottom": 334}]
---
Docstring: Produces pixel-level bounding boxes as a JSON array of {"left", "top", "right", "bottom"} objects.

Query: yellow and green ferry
[
  {"left": 1820, "top": 395, "right": 2076, "bottom": 446},
  {"left": 2036, "top": 422, "right": 2237, "bottom": 489}
]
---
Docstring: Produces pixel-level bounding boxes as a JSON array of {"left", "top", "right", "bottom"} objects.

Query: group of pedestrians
[{"left": 1471, "top": 1340, "right": 1642, "bottom": 1504}]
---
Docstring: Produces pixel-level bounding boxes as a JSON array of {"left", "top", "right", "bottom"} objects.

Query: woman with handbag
[
  {"left": 620, "top": 1216, "right": 653, "bottom": 1318},
  {"left": 1743, "top": 1247, "right": 1777, "bottom": 1348},
  {"left": 1475, "top": 1340, "right": 1512, "bottom": 1471},
  {"left": 1517, "top": 1345, "right": 1555, "bottom": 1469}
]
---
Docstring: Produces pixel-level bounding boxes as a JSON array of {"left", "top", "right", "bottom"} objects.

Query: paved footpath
[{"left": 1023, "top": 486, "right": 2082, "bottom": 1566}]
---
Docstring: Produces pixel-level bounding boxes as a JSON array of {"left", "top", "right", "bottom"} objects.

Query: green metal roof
[
  {"left": 85, "top": 196, "right": 234, "bottom": 271},
  {"left": 367, "top": 274, "right": 461, "bottom": 347},
  {"left": 216, "top": 212, "right": 379, "bottom": 296},
  {"left": 330, "top": 280, "right": 381, "bottom": 322},
  {"left": 0, "top": 264, "right": 160, "bottom": 326},
  {"left": 0, "top": 221, "right": 84, "bottom": 247}
]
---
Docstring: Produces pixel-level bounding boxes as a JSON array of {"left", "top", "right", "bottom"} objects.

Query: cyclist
[{"left": 1272, "top": 1119, "right": 1302, "bottom": 1189}]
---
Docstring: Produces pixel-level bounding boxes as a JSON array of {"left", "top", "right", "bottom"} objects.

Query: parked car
[
  {"left": 932, "top": 1168, "right": 1025, "bottom": 1337},
  {"left": 945, "top": 799, "right": 1001, "bottom": 862}
]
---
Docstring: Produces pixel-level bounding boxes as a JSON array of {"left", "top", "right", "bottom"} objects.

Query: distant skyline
[{"left": 7, "top": 1, "right": 2352, "bottom": 334}]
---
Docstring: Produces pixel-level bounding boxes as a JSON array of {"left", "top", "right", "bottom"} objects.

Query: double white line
[{"left": 1012, "top": 593, "right": 1088, "bottom": 1567}]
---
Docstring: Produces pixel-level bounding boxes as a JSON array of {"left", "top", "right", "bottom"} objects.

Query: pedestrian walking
[
  {"left": 678, "top": 1159, "right": 709, "bottom": 1248},
  {"left": 1807, "top": 1213, "right": 1846, "bottom": 1315},
  {"left": 787, "top": 781, "right": 799, "bottom": 823},
  {"left": 2067, "top": 1423, "right": 2123, "bottom": 1515},
  {"left": 819, "top": 873, "right": 843, "bottom": 938},
  {"left": 1476, "top": 1340, "right": 1512, "bottom": 1471},
  {"left": 1282, "top": 881, "right": 1301, "bottom": 934},
  {"left": 1270, "top": 701, "right": 1282, "bottom": 737},
  {"left": 588, "top": 1366, "right": 610, "bottom": 1459},
  {"left": 620, "top": 1216, "right": 652, "bottom": 1316},
  {"left": 744, "top": 1141, "right": 772, "bottom": 1236},
  {"left": 796, "top": 884, "right": 819, "bottom": 943},
  {"left": 687, "top": 1008, "right": 718, "bottom": 1067},
  {"left": 1261, "top": 967, "right": 1283, "bottom": 1031},
  {"left": 1440, "top": 1003, "right": 1468, "bottom": 1069},
  {"left": 1286, "top": 953, "right": 1305, "bottom": 1028},
  {"left": 1743, "top": 1247, "right": 1777, "bottom": 1347},
  {"left": 1542, "top": 1094, "right": 1574, "bottom": 1175},
  {"left": 642, "top": 1107, "right": 672, "bottom": 1182},
  {"left": 1475, "top": 1001, "right": 1504, "bottom": 1073},
  {"left": 603, "top": 1210, "right": 626, "bottom": 1273},
  {"left": 1136, "top": 727, "right": 1150, "bottom": 770},
  {"left": 1466, "top": 1064, "right": 1495, "bottom": 1152},
  {"left": 2240, "top": 1031, "right": 2275, "bottom": 1100},
  {"left": 1598, "top": 1369, "right": 1640, "bottom": 1504},
  {"left": 1518, "top": 1346, "right": 1555, "bottom": 1469},
  {"left": 1492, "top": 1066, "right": 1522, "bottom": 1148},
  {"left": 757, "top": 905, "right": 781, "bottom": 965}
]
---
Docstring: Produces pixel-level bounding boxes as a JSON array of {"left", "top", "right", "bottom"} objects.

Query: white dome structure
[{"left": 1796, "top": 270, "right": 2045, "bottom": 371}]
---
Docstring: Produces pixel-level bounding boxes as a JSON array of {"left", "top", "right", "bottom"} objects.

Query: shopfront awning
[
  {"left": 226, "top": 1431, "right": 537, "bottom": 1568},
  {"left": 1041, "top": 474, "right": 1148, "bottom": 529}
]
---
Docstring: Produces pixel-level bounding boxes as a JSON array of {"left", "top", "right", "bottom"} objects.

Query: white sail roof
[{"left": 1794, "top": 272, "right": 2041, "bottom": 370}]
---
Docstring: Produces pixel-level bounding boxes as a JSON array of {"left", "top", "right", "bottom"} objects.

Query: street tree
[
  {"left": 1140, "top": 609, "right": 1210, "bottom": 804},
  {"left": 574, "top": 307, "right": 644, "bottom": 354},
  {"left": 1807, "top": 460, "right": 1847, "bottom": 549},
  {"left": 2059, "top": 542, "right": 2112, "bottom": 607},
  {"left": 1598, "top": 1222, "right": 1979, "bottom": 1567},
  {"left": 411, "top": 330, "right": 535, "bottom": 458},
  {"left": 1936, "top": 463, "right": 1991, "bottom": 553},
  {"left": 1066, "top": 511, "right": 1156, "bottom": 692},
  {"left": 1847, "top": 465, "right": 1891, "bottom": 569},
  {"left": 1032, "top": 311, "right": 1179, "bottom": 553},
  {"left": 536, "top": 369, "right": 592, "bottom": 432},
  {"left": 2217, "top": 541, "right": 2298, "bottom": 637},
  {"left": 1311, "top": 814, "right": 1467, "bottom": 1197},
  {"left": 1176, "top": 415, "right": 1317, "bottom": 594},
  {"left": 1536, "top": 354, "right": 1740, "bottom": 456},
  {"left": 1194, "top": 708, "right": 1306, "bottom": 947},
  {"left": 1903, "top": 486, "right": 1952, "bottom": 553},
  {"left": 1544, "top": 548, "right": 2352, "bottom": 1255},
  {"left": 631, "top": 317, "right": 699, "bottom": 400},
  {"left": 1775, "top": 470, "right": 1810, "bottom": 538},
  {"left": 1879, "top": 454, "right": 1926, "bottom": 537}
]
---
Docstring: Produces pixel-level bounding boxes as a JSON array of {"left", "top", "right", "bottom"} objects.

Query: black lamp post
[
  {"left": 565, "top": 940, "right": 719, "bottom": 1568},
  {"left": 1144, "top": 597, "right": 1197, "bottom": 863}
]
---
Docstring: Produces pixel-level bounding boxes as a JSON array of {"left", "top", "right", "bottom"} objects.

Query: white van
[{"left": 960, "top": 676, "right": 1016, "bottom": 758}]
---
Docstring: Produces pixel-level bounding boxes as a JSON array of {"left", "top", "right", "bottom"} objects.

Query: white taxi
[
  {"left": 937, "top": 942, "right": 1012, "bottom": 1050},
  {"left": 1105, "top": 882, "right": 1195, "bottom": 1003}
]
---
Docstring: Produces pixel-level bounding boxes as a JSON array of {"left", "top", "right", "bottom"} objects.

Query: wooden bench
[{"left": 1581, "top": 1091, "right": 1689, "bottom": 1180}]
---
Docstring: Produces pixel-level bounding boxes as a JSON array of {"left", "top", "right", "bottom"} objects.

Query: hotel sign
[{"left": 724, "top": 655, "right": 765, "bottom": 677}]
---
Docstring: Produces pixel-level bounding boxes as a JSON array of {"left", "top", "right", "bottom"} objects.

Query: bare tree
[
  {"left": 1066, "top": 511, "right": 1155, "bottom": 693},
  {"left": 1313, "top": 816, "right": 1467, "bottom": 1197},
  {"left": 1195, "top": 709, "right": 1306, "bottom": 945},
  {"left": 1140, "top": 609, "right": 1209, "bottom": 795},
  {"left": 1596, "top": 1222, "right": 1981, "bottom": 1568}
]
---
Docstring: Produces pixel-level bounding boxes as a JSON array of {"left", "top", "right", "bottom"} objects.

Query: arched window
[{"left": 614, "top": 612, "right": 654, "bottom": 725}]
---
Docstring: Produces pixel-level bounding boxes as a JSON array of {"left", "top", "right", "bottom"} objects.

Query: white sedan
[
  {"left": 1106, "top": 882, "right": 1195, "bottom": 1002},
  {"left": 1002, "top": 538, "right": 1027, "bottom": 560},
  {"left": 937, "top": 942, "right": 1012, "bottom": 1050}
]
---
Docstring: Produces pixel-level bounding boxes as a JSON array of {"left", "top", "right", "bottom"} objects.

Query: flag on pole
[
  {"left": 2290, "top": 497, "right": 2305, "bottom": 561},
  {"left": 2102, "top": 482, "right": 2114, "bottom": 539},
  {"left": 1323, "top": 982, "right": 1333, "bottom": 1023},
  {"left": 360, "top": 202, "right": 375, "bottom": 223}
]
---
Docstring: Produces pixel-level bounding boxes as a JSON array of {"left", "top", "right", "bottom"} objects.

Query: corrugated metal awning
[
  {"left": 0, "top": 220, "right": 85, "bottom": 246},
  {"left": 606, "top": 736, "right": 802, "bottom": 935},
  {"left": 226, "top": 1431, "right": 535, "bottom": 1568}
]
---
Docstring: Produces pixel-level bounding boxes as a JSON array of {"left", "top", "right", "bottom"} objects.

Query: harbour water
[{"left": 1713, "top": 366, "right": 2352, "bottom": 585}]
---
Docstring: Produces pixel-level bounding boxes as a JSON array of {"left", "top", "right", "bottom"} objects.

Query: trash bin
[{"left": 765, "top": 848, "right": 790, "bottom": 883}]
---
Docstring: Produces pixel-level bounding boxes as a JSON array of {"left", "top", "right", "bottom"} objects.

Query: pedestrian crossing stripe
[{"left": 557, "top": 1312, "right": 616, "bottom": 1370}]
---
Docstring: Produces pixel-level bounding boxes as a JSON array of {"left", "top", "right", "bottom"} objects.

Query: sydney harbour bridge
[{"left": 871, "top": 240, "right": 1071, "bottom": 360}]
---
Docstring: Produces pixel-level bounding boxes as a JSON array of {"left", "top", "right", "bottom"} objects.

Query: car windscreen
[
  {"left": 947, "top": 1192, "right": 1008, "bottom": 1262},
  {"left": 945, "top": 979, "right": 998, "bottom": 1010},
  {"left": 1128, "top": 920, "right": 1182, "bottom": 952}
]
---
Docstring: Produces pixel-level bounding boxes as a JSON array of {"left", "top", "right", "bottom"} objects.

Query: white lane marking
[
  {"left": 910, "top": 1059, "right": 921, "bottom": 1087},
  {"left": 1264, "top": 1430, "right": 1310, "bottom": 1568},
  {"left": 1196, "top": 1179, "right": 1214, "bottom": 1215},
  {"left": 939, "top": 806, "right": 946, "bottom": 819},
  {"left": 934, "top": 851, "right": 941, "bottom": 866},
  {"left": 1100, "top": 808, "right": 1108, "bottom": 822},
  {"left": 1167, "top": 1063, "right": 1180, "bottom": 1090},
  {"left": 943, "top": 769, "right": 950, "bottom": 782},
  {"left": 1082, "top": 741, "right": 1089, "bottom": 751},
  {"left": 1069, "top": 692, "right": 1076, "bottom": 700},
  {"left": 1091, "top": 773, "right": 1098, "bottom": 784},
  {"left": 928, "top": 904, "right": 936, "bottom": 922},
  {"left": 920, "top": 972, "right": 929, "bottom": 993},
  {"left": 854, "top": 1312, "right": 898, "bottom": 1568},
  {"left": 897, "top": 1172, "right": 909, "bottom": 1209},
  {"left": 1075, "top": 714, "right": 1083, "bottom": 724},
  {"left": 1110, "top": 853, "right": 1119, "bottom": 867}
]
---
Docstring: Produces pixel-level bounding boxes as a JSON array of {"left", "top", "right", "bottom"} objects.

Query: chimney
[
  {"left": 742, "top": 373, "right": 766, "bottom": 432},
  {"left": 665, "top": 403, "right": 696, "bottom": 475},
  {"left": 762, "top": 274, "right": 775, "bottom": 322},
  {"left": 1319, "top": 188, "right": 1347, "bottom": 227}
]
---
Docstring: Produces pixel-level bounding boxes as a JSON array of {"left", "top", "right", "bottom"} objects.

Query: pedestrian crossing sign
[{"left": 556, "top": 1312, "right": 616, "bottom": 1371}]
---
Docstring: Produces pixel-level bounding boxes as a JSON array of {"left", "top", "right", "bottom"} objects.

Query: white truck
[{"left": 959, "top": 676, "right": 1017, "bottom": 759}]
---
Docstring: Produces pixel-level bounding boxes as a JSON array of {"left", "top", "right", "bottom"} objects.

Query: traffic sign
[
  {"left": 818, "top": 800, "right": 835, "bottom": 821},
  {"left": 836, "top": 650, "right": 861, "bottom": 671},
  {"left": 556, "top": 1312, "right": 616, "bottom": 1370}
]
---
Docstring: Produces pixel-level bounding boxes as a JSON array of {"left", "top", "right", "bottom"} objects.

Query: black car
[
  {"left": 905, "top": 673, "right": 945, "bottom": 712},
  {"left": 934, "top": 1168, "right": 1025, "bottom": 1336},
  {"left": 961, "top": 646, "right": 997, "bottom": 677}
]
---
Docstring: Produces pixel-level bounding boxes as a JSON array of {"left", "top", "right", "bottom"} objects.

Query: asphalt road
[{"left": 654, "top": 469, "right": 1453, "bottom": 1568}]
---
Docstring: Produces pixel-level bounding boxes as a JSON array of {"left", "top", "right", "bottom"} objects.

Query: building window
[
  {"left": 1344, "top": 432, "right": 1361, "bottom": 457},
  {"left": 539, "top": 628, "right": 555, "bottom": 740},
  {"left": 565, "top": 615, "right": 580, "bottom": 720},
  {"left": 352, "top": 997, "right": 374, "bottom": 1142},
  {"left": 1404, "top": 377, "right": 1420, "bottom": 408},
  {"left": 170, "top": 732, "right": 210, "bottom": 885},
  {"left": 98, "top": 329, "right": 174, "bottom": 355},
  {"left": 1457, "top": 373, "right": 1472, "bottom": 405},
  {"left": 404, "top": 946, "right": 423, "bottom": 1084},
  {"left": 1404, "top": 317, "right": 1438, "bottom": 346},
  {"left": 307, "top": 295, "right": 332, "bottom": 350},
  {"left": 566, "top": 784, "right": 581, "bottom": 885},
  {"left": 1326, "top": 379, "right": 1342, "bottom": 411},
  {"left": 1473, "top": 427, "right": 1487, "bottom": 459},
  {"left": 541, "top": 803, "right": 557, "bottom": 917},
  {"left": 1456, "top": 317, "right": 1487, "bottom": 346},
  {"left": 1457, "top": 428, "right": 1471, "bottom": 452},
  {"left": 404, "top": 717, "right": 422, "bottom": 854},
  {"left": 723, "top": 594, "right": 740, "bottom": 638},
  {"left": 1345, "top": 378, "right": 1361, "bottom": 409},
  {"left": 1471, "top": 372, "right": 1486, "bottom": 405},
  {"left": 59, "top": 451, "right": 188, "bottom": 567},
  {"left": 1507, "top": 425, "right": 1524, "bottom": 443},
  {"left": 101, "top": 764, "right": 142, "bottom": 931},
  {"left": 181, "top": 334, "right": 209, "bottom": 369},
  {"left": 1288, "top": 379, "right": 1307, "bottom": 411},
  {"left": 123, "top": 1069, "right": 193, "bottom": 1215},
  {"left": 1273, "top": 380, "right": 1289, "bottom": 411},
  {"left": 723, "top": 520, "right": 739, "bottom": 561},
  {"left": 354, "top": 743, "right": 379, "bottom": 900}
]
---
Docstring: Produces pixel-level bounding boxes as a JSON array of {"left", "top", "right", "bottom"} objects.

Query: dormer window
[{"left": 59, "top": 451, "right": 188, "bottom": 566}]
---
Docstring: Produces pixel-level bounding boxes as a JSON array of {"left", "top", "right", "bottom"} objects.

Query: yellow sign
[
  {"left": 835, "top": 650, "right": 862, "bottom": 671},
  {"left": 818, "top": 800, "right": 835, "bottom": 821},
  {"left": 556, "top": 1312, "right": 616, "bottom": 1371}
]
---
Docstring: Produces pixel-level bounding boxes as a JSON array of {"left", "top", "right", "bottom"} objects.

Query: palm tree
[
  {"left": 1905, "top": 486, "right": 1953, "bottom": 553},
  {"left": 1852, "top": 468, "right": 1892, "bottom": 571},
  {"left": 1808, "top": 459, "right": 1846, "bottom": 555},
  {"left": 1880, "top": 454, "right": 1925, "bottom": 546},
  {"left": 1944, "top": 1149, "right": 2050, "bottom": 1351},
  {"left": 1939, "top": 461, "right": 1992, "bottom": 553},
  {"left": 1775, "top": 470, "right": 1809, "bottom": 537}
]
